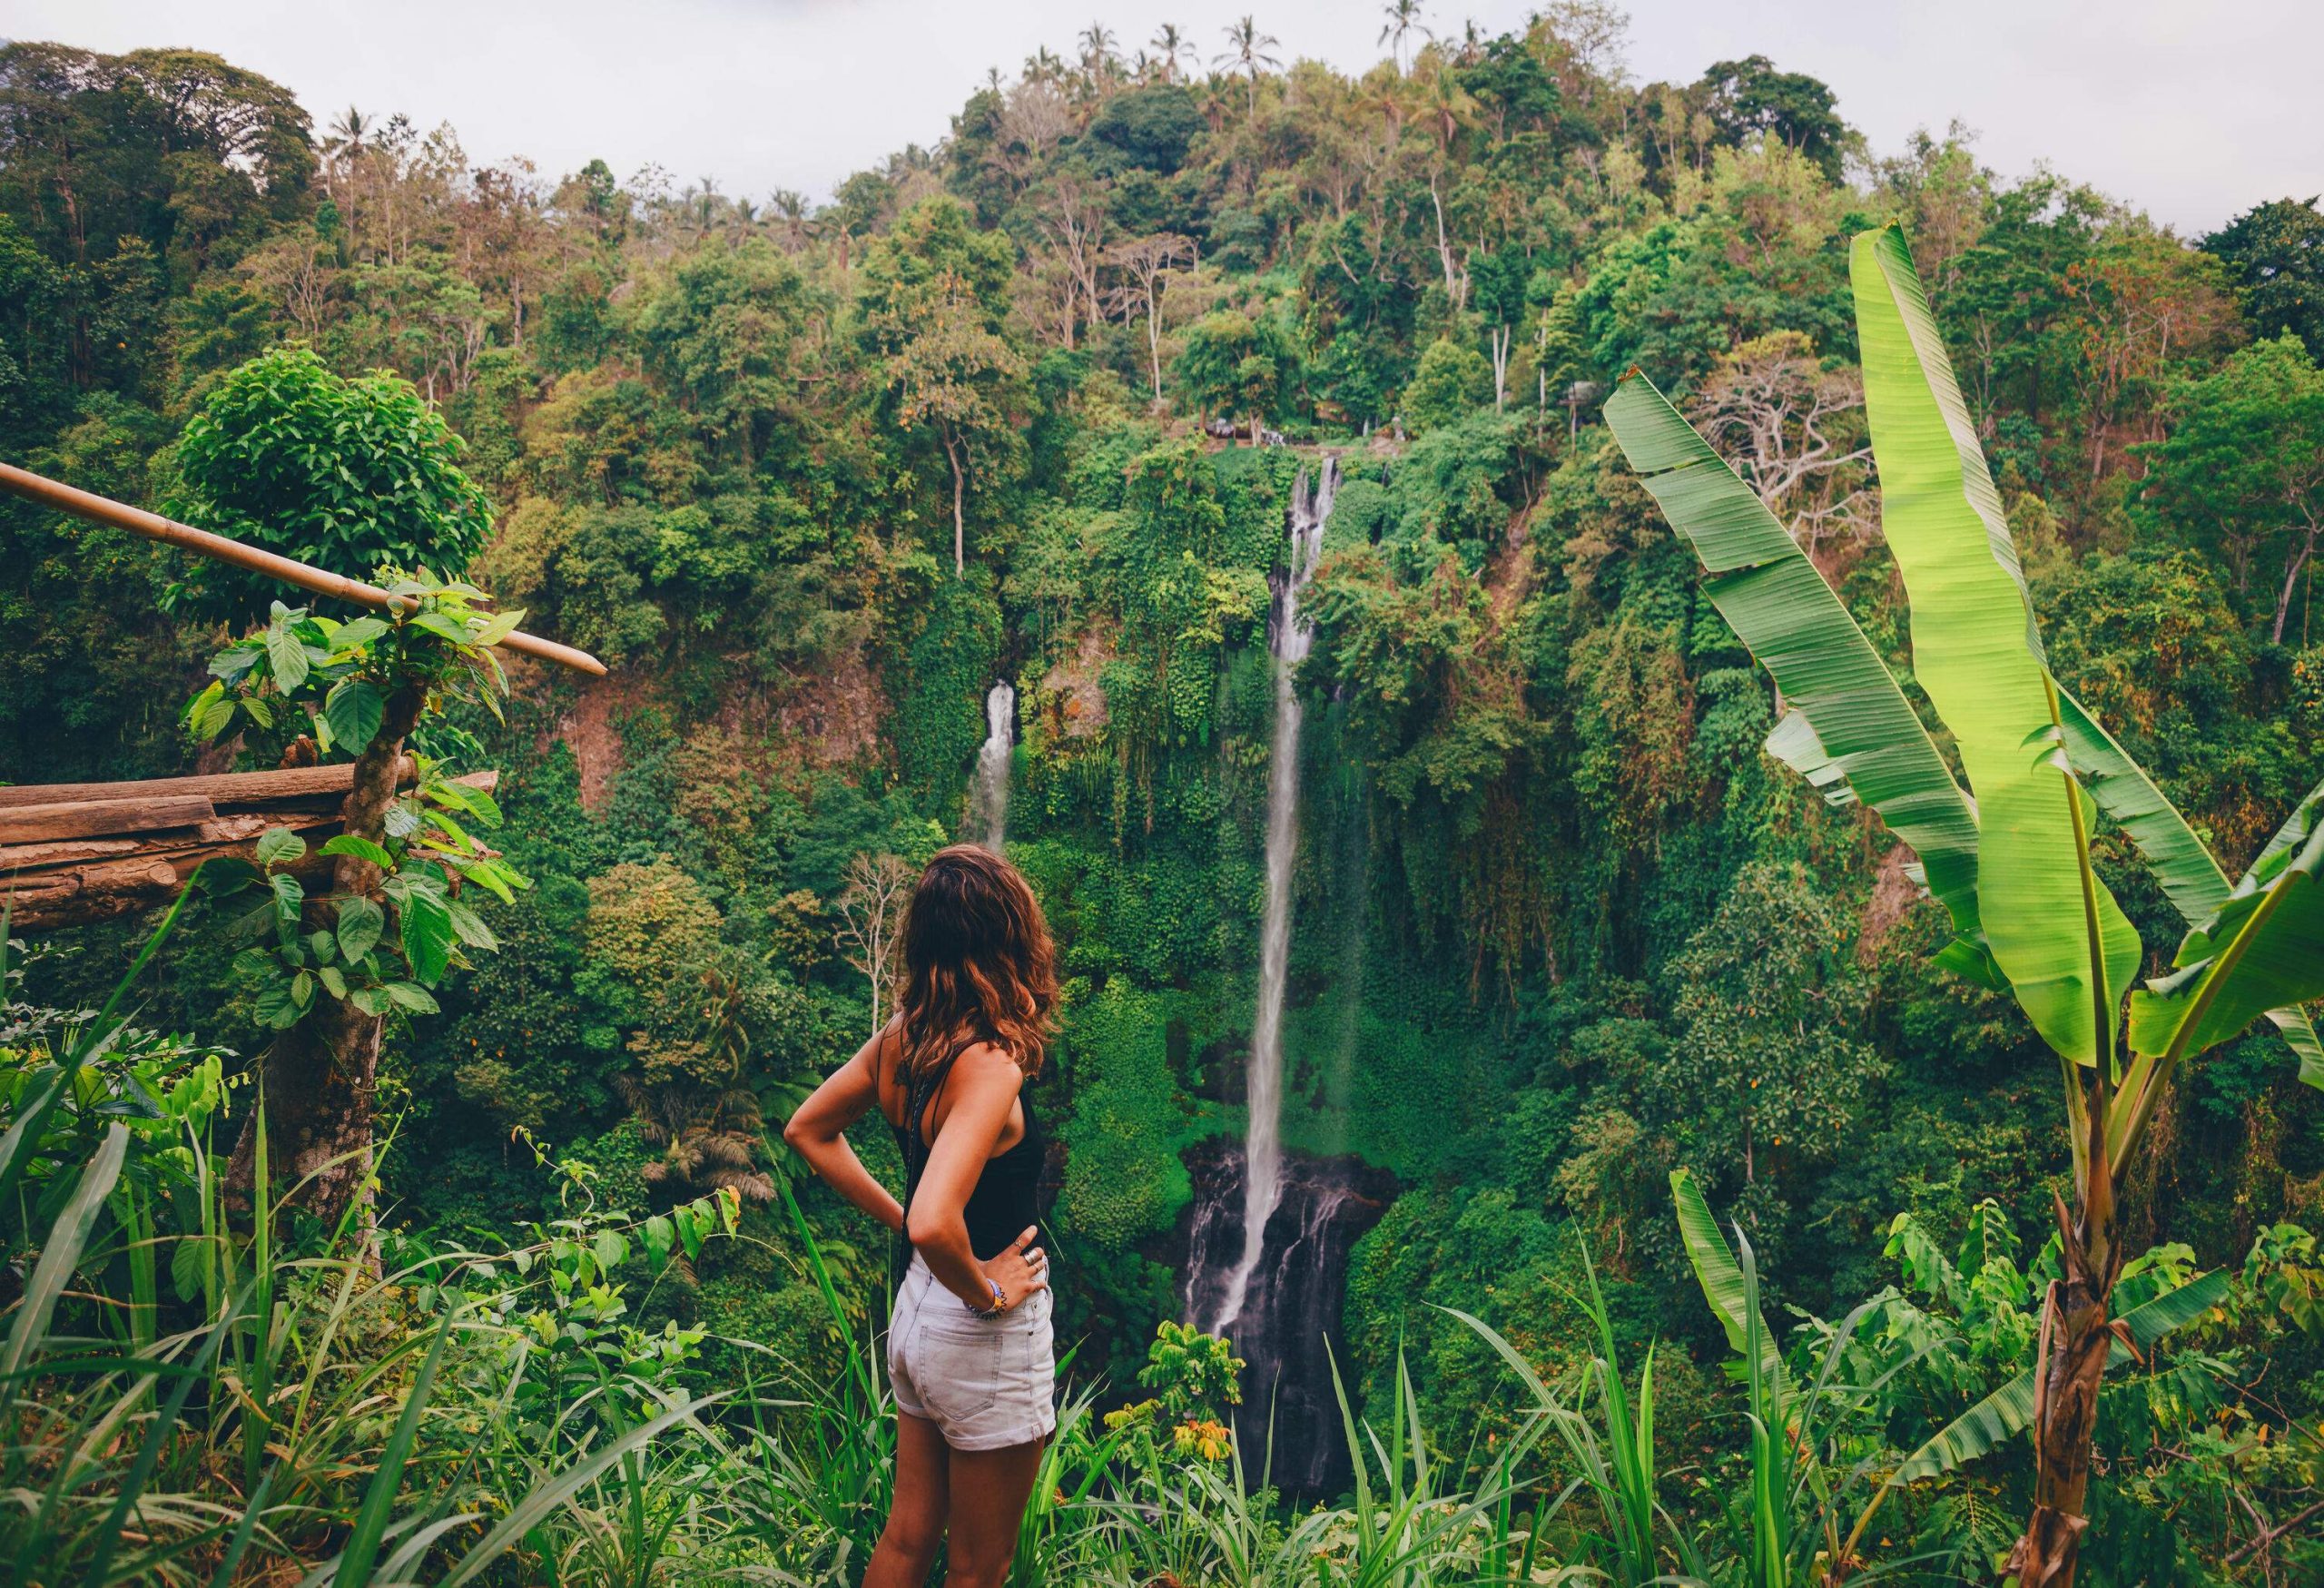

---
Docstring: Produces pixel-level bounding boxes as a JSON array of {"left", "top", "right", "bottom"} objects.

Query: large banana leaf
[
  {"left": 2130, "top": 785, "right": 2324, "bottom": 1062},
  {"left": 1605, "top": 372, "right": 1990, "bottom": 977},
  {"left": 1892, "top": 1267, "right": 2230, "bottom": 1482},
  {"left": 1852, "top": 223, "right": 2142, "bottom": 1066},
  {"left": 2059, "top": 692, "right": 2324, "bottom": 1084},
  {"left": 1669, "top": 1169, "right": 1789, "bottom": 1411}
]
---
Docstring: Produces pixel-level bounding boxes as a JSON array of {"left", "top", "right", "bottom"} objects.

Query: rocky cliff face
[{"left": 1180, "top": 1139, "right": 1396, "bottom": 1496}]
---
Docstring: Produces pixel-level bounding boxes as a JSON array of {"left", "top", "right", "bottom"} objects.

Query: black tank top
[{"left": 891, "top": 1037, "right": 1048, "bottom": 1262}]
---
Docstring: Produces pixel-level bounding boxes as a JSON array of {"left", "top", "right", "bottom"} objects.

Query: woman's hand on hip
[{"left": 979, "top": 1226, "right": 1049, "bottom": 1312}]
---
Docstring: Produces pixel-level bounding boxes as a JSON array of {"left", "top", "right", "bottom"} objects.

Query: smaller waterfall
[{"left": 968, "top": 680, "right": 1015, "bottom": 851}]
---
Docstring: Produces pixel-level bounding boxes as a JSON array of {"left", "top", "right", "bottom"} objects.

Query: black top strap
[{"left": 900, "top": 1034, "right": 980, "bottom": 1219}]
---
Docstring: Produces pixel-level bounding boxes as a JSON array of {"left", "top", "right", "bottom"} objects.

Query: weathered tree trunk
[
  {"left": 944, "top": 429, "right": 967, "bottom": 577},
  {"left": 2004, "top": 1100, "right": 2122, "bottom": 1588},
  {"left": 225, "top": 684, "right": 424, "bottom": 1236},
  {"left": 2271, "top": 521, "right": 2318, "bottom": 646}
]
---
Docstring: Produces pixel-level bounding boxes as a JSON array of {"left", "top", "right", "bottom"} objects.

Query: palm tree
[
  {"left": 321, "top": 106, "right": 370, "bottom": 245},
  {"left": 1078, "top": 21, "right": 1118, "bottom": 74},
  {"left": 1605, "top": 222, "right": 2324, "bottom": 1588},
  {"left": 1214, "top": 15, "right": 1282, "bottom": 116},
  {"left": 1151, "top": 23, "right": 1195, "bottom": 84},
  {"left": 1378, "top": 0, "right": 1432, "bottom": 74},
  {"left": 770, "top": 188, "right": 812, "bottom": 252},
  {"left": 1414, "top": 64, "right": 1476, "bottom": 153},
  {"left": 324, "top": 105, "right": 369, "bottom": 157},
  {"left": 1023, "top": 44, "right": 1066, "bottom": 84}
]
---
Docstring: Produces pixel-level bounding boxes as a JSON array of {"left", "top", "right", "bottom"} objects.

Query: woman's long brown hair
[{"left": 895, "top": 844, "right": 1058, "bottom": 1080}]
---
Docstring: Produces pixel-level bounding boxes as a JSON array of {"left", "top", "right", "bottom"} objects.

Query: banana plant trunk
[
  {"left": 2007, "top": 1100, "right": 2122, "bottom": 1588},
  {"left": 224, "top": 683, "right": 424, "bottom": 1237}
]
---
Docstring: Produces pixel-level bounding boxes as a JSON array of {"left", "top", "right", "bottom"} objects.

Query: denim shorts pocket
[{"left": 916, "top": 1318, "right": 1002, "bottom": 1424}]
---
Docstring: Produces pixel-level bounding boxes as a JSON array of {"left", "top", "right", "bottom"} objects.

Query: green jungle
[{"left": 3, "top": 8, "right": 2323, "bottom": 1583}]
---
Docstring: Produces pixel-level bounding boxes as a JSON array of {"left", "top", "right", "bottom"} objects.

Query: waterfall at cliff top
[
  {"left": 969, "top": 679, "right": 1015, "bottom": 851},
  {"left": 1203, "top": 456, "right": 1337, "bottom": 1335}
]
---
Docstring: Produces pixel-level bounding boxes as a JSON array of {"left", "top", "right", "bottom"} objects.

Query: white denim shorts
[{"left": 887, "top": 1251, "right": 1056, "bottom": 1451}]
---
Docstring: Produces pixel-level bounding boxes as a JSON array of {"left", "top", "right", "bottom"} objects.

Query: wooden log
[
  {"left": 2, "top": 770, "right": 500, "bottom": 932},
  {"left": 0, "top": 795, "right": 215, "bottom": 844},
  {"left": 0, "top": 462, "right": 606, "bottom": 676},
  {"left": 0, "top": 764, "right": 364, "bottom": 809}
]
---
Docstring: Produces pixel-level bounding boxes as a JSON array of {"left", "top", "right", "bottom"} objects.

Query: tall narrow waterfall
[
  {"left": 968, "top": 679, "right": 1015, "bottom": 851},
  {"left": 1205, "top": 457, "right": 1337, "bottom": 1335}
]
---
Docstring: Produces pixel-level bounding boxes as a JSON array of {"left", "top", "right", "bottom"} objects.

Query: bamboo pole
[{"left": 0, "top": 460, "right": 606, "bottom": 676}]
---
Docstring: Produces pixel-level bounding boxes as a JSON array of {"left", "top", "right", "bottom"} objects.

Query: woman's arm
[
  {"left": 902, "top": 1046, "right": 1047, "bottom": 1314},
  {"left": 781, "top": 1020, "right": 904, "bottom": 1235}
]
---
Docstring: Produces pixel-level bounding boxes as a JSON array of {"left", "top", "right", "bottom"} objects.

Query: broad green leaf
[
  {"left": 265, "top": 619, "right": 310, "bottom": 692},
  {"left": 323, "top": 680, "right": 385, "bottom": 754},
  {"left": 400, "top": 889, "right": 456, "bottom": 983},
  {"left": 409, "top": 608, "right": 471, "bottom": 645},
  {"left": 1894, "top": 1367, "right": 2034, "bottom": 1483},
  {"left": 1852, "top": 223, "right": 2142, "bottom": 1066},
  {"left": 268, "top": 871, "right": 304, "bottom": 933},
  {"left": 2060, "top": 693, "right": 2324, "bottom": 1083},
  {"left": 336, "top": 895, "right": 385, "bottom": 962},
  {"left": 194, "top": 695, "right": 237, "bottom": 743},
  {"left": 1605, "top": 371, "right": 1986, "bottom": 961},
  {"left": 2057, "top": 686, "right": 2226, "bottom": 923},
  {"left": 473, "top": 607, "right": 525, "bottom": 646},
  {"left": 1669, "top": 1169, "right": 1788, "bottom": 1409},
  {"left": 254, "top": 827, "right": 306, "bottom": 868},
  {"left": 254, "top": 978, "right": 303, "bottom": 1029},
  {"left": 330, "top": 616, "right": 389, "bottom": 653},
  {"left": 383, "top": 981, "right": 440, "bottom": 1013},
  {"left": 447, "top": 900, "right": 498, "bottom": 952},
  {"left": 459, "top": 856, "right": 522, "bottom": 904},
  {"left": 2131, "top": 797, "right": 2324, "bottom": 1062},
  {"left": 320, "top": 833, "right": 396, "bottom": 870}
]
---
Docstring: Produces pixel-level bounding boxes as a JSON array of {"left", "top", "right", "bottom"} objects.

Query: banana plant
[{"left": 1605, "top": 221, "right": 2324, "bottom": 1587}]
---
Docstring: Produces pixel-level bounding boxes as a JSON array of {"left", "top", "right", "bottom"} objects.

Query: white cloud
[{"left": 13, "top": 0, "right": 2319, "bottom": 233}]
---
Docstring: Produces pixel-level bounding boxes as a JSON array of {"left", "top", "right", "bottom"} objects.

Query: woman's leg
[
  {"left": 941, "top": 1436, "right": 1045, "bottom": 1588},
  {"left": 862, "top": 1411, "right": 950, "bottom": 1588}
]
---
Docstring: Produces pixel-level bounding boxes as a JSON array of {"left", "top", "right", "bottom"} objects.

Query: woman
[{"left": 783, "top": 844, "right": 1059, "bottom": 1588}]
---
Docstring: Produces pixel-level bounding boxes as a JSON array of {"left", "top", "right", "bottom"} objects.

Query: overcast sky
[{"left": 14, "top": 0, "right": 2320, "bottom": 236}]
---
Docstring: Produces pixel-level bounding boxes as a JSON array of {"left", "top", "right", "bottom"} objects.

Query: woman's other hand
[{"left": 978, "top": 1226, "right": 1049, "bottom": 1312}]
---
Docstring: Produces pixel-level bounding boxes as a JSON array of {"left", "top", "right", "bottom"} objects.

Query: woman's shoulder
[{"left": 950, "top": 1040, "right": 1026, "bottom": 1091}]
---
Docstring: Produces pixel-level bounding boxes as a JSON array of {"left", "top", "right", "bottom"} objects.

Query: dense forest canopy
[{"left": 4, "top": 7, "right": 2324, "bottom": 1583}]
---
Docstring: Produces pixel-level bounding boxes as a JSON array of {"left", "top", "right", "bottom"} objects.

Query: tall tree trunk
[
  {"left": 224, "top": 684, "right": 424, "bottom": 1238},
  {"left": 944, "top": 429, "right": 966, "bottom": 576},
  {"left": 2272, "top": 522, "right": 2318, "bottom": 646},
  {"left": 2006, "top": 1091, "right": 2122, "bottom": 1588}
]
